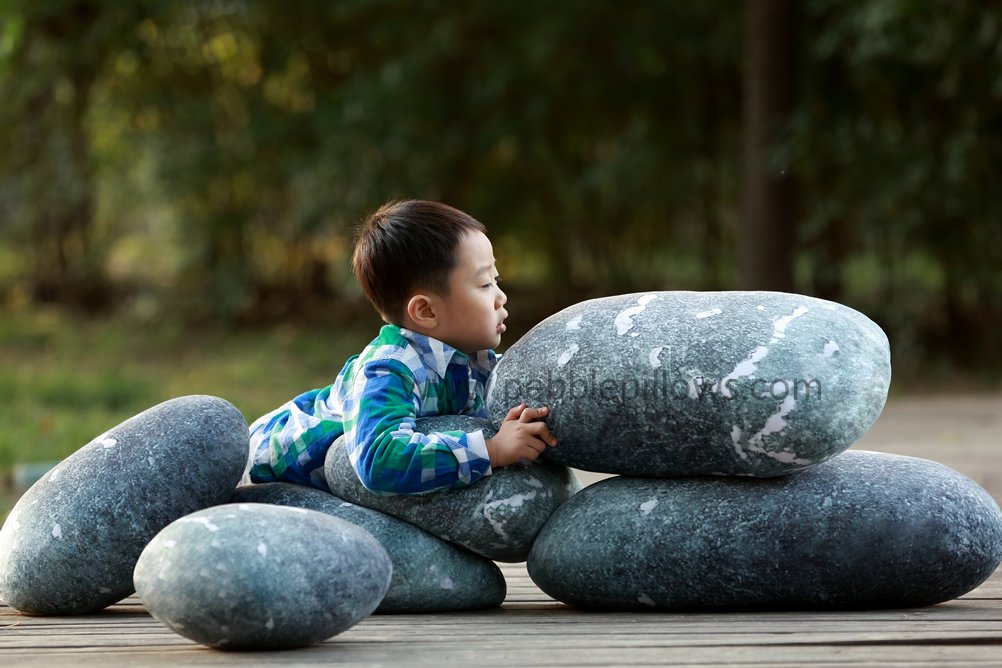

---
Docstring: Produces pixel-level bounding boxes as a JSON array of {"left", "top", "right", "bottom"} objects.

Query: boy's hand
[{"left": 485, "top": 403, "right": 558, "bottom": 469}]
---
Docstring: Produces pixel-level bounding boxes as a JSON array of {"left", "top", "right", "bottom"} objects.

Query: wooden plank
[{"left": 3, "top": 642, "right": 1002, "bottom": 667}]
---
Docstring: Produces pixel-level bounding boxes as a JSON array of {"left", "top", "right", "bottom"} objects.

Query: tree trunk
[{"left": 739, "top": 0, "right": 796, "bottom": 292}]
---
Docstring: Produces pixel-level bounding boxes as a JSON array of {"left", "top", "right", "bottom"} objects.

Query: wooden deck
[{"left": 3, "top": 394, "right": 1002, "bottom": 667}]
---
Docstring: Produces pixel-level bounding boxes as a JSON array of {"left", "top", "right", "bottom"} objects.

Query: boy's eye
[{"left": 482, "top": 276, "right": 502, "bottom": 288}]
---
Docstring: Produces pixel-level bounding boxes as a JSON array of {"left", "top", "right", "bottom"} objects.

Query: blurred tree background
[{"left": 1, "top": 0, "right": 1001, "bottom": 478}]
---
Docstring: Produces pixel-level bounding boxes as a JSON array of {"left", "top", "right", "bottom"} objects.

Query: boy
[{"left": 247, "top": 200, "right": 557, "bottom": 495}]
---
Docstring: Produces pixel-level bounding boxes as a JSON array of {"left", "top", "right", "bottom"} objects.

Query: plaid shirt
[{"left": 248, "top": 324, "right": 498, "bottom": 495}]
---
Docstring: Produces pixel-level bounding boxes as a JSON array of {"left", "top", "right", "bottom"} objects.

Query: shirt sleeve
[
  {"left": 247, "top": 386, "right": 341, "bottom": 490},
  {"left": 342, "top": 357, "right": 493, "bottom": 495}
]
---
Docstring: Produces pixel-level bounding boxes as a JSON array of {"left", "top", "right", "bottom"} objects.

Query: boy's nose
[{"left": 497, "top": 288, "right": 507, "bottom": 307}]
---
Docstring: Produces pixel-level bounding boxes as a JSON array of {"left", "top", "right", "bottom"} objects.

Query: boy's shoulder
[
  {"left": 346, "top": 324, "right": 419, "bottom": 372},
  {"left": 361, "top": 323, "right": 412, "bottom": 358}
]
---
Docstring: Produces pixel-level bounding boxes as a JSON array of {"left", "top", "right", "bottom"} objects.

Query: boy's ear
[{"left": 406, "top": 294, "right": 438, "bottom": 328}]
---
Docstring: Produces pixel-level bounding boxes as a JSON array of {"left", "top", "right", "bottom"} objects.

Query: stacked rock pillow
[
  {"left": 134, "top": 503, "right": 391, "bottom": 649},
  {"left": 323, "top": 415, "right": 581, "bottom": 563},
  {"left": 0, "top": 406, "right": 582, "bottom": 647},
  {"left": 229, "top": 482, "right": 509, "bottom": 614},
  {"left": 0, "top": 396, "right": 394, "bottom": 650},
  {"left": 482, "top": 291, "right": 1002, "bottom": 610},
  {"left": 0, "top": 396, "right": 250, "bottom": 616}
]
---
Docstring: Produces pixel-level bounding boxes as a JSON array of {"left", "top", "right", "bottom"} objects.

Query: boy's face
[{"left": 431, "top": 230, "right": 508, "bottom": 354}]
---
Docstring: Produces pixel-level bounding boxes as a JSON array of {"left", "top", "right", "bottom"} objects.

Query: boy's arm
[
  {"left": 247, "top": 386, "right": 342, "bottom": 490},
  {"left": 342, "top": 358, "right": 493, "bottom": 495}
]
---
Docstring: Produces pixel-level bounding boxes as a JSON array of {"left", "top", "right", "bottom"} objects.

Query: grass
[{"left": 0, "top": 308, "right": 379, "bottom": 516}]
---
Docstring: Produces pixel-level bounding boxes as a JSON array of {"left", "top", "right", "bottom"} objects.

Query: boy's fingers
[
  {"left": 504, "top": 403, "right": 526, "bottom": 421},
  {"left": 527, "top": 422, "right": 558, "bottom": 446},
  {"left": 522, "top": 442, "right": 544, "bottom": 456},
  {"left": 518, "top": 406, "right": 549, "bottom": 423}
]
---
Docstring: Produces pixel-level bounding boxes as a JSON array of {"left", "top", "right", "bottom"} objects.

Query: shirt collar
[{"left": 395, "top": 326, "right": 470, "bottom": 379}]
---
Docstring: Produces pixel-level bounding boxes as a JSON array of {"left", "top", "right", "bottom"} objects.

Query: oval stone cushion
[
  {"left": 231, "top": 482, "right": 506, "bottom": 612},
  {"left": 527, "top": 450, "right": 1002, "bottom": 610},
  {"left": 0, "top": 395, "right": 248, "bottom": 614},
  {"left": 485, "top": 291, "right": 891, "bottom": 477},
  {"left": 324, "top": 416, "right": 581, "bottom": 562},
  {"left": 134, "top": 503, "right": 391, "bottom": 649}
]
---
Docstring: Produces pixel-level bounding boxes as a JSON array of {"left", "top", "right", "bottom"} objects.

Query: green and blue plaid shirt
[{"left": 248, "top": 324, "right": 498, "bottom": 495}]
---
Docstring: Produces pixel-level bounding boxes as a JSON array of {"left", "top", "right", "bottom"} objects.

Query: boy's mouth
[{"left": 497, "top": 322, "right": 506, "bottom": 334}]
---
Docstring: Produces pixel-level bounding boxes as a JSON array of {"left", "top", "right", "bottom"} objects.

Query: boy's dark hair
[{"left": 352, "top": 200, "right": 487, "bottom": 323}]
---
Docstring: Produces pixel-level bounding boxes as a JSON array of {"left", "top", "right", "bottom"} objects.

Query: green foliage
[
  {"left": 0, "top": 0, "right": 999, "bottom": 381},
  {"left": 781, "top": 0, "right": 1002, "bottom": 377},
  {"left": 86, "top": 1, "right": 742, "bottom": 318}
]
